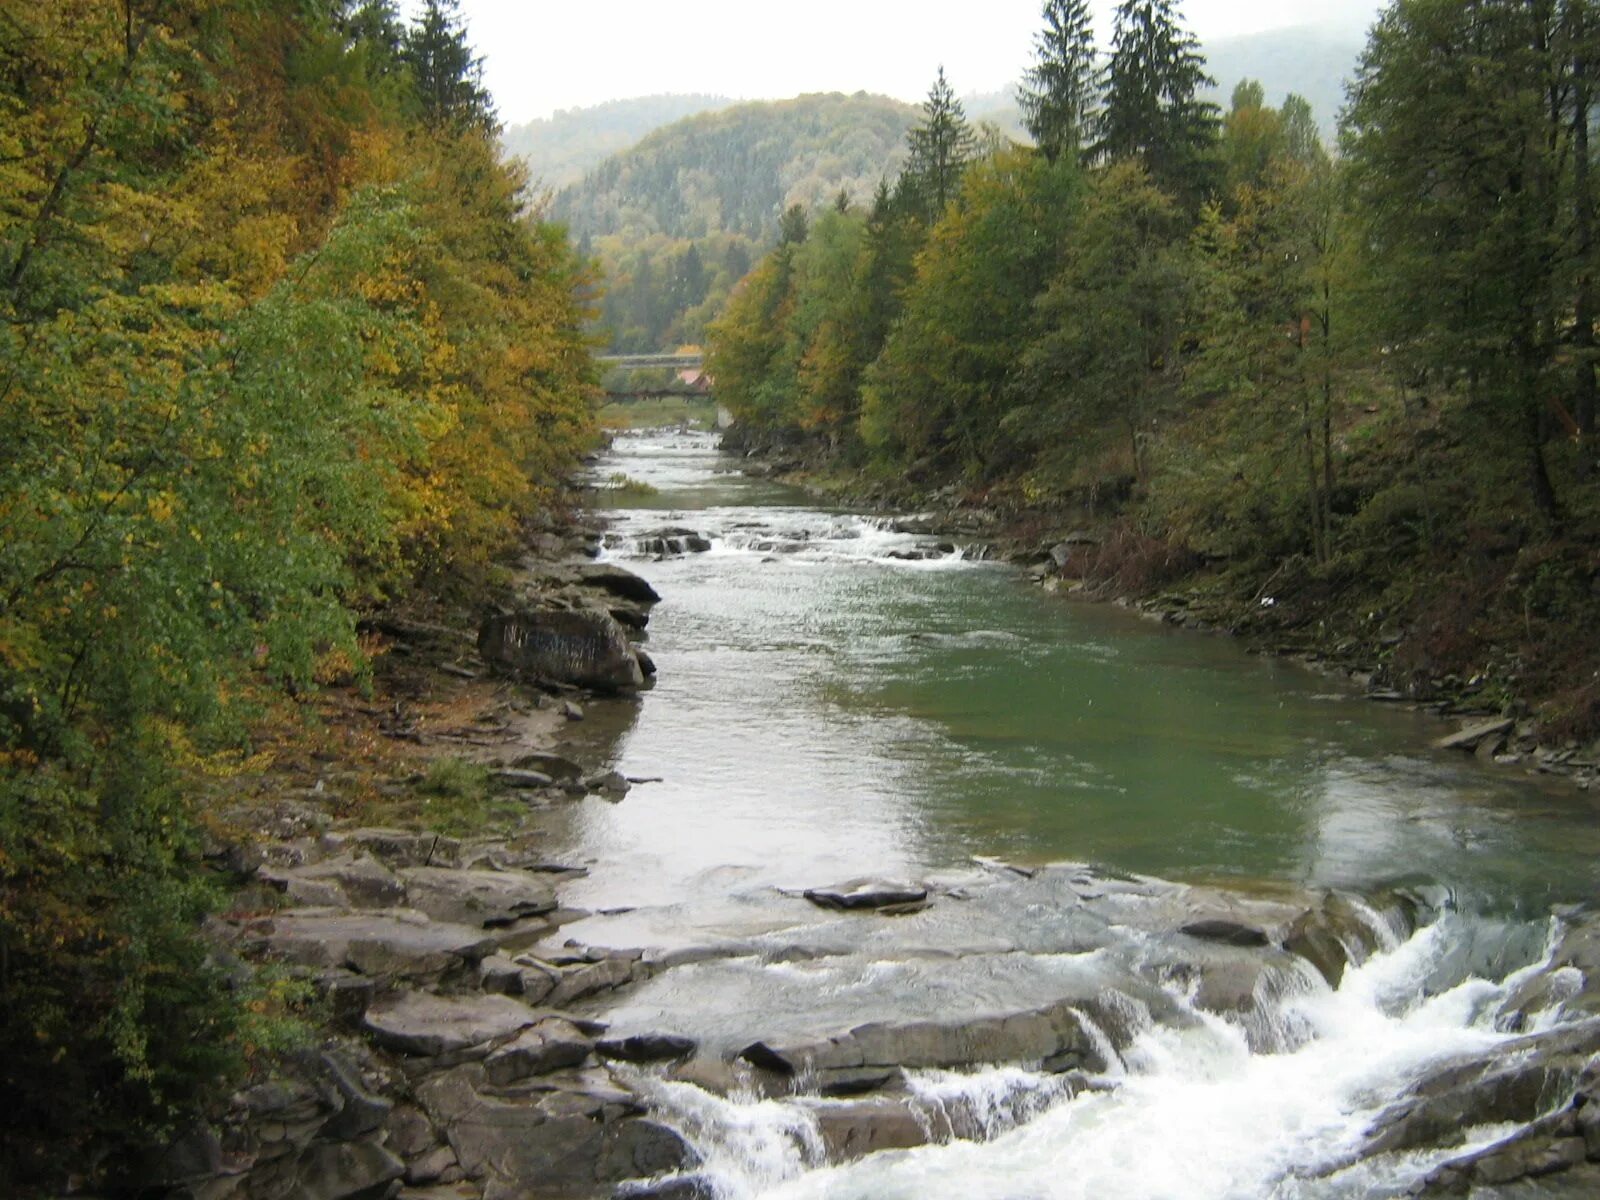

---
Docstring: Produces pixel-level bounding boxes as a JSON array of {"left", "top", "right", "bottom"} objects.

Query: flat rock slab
[
  {"left": 483, "top": 1018, "right": 593, "bottom": 1085},
  {"left": 249, "top": 909, "right": 496, "bottom": 980},
  {"left": 739, "top": 1000, "right": 1097, "bottom": 1077},
  {"left": 803, "top": 880, "right": 929, "bottom": 912},
  {"left": 260, "top": 853, "right": 405, "bottom": 909},
  {"left": 1433, "top": 718, "right": 1514, "bottom": 752},
  {"left": 364, "top": 991, "right": 536, "bottom": 1057},
  {"left": 398, "top": 867, "right": 558, "bottom": 928}
]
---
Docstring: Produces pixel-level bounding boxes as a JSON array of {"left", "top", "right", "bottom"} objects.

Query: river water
[{"left": 542, "top": 429, "right": 1600, "bottom": 1199}]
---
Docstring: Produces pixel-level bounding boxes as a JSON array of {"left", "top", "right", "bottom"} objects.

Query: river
[{"left": 538, "top": 428, "right": 1600, "bottom": 1199}]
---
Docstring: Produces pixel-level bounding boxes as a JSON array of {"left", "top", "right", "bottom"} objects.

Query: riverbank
[
  {"left": 724, "top": 434, "right": 1600, "bottom": 795},
  {"left": 95, "top": 430, "right": 1600, "bottom": 1200}
]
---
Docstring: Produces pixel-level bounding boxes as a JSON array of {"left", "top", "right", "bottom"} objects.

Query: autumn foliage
[{"left": 0, "top": 0, "right": 595, "bottom": 1184}]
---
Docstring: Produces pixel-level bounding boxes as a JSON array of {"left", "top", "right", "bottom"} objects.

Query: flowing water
[{"left": 541, "top": 428, "right": 1600, "bottom": 1198}]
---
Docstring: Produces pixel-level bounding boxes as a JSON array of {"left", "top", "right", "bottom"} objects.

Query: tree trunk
[{"left": 1573, "top": 30, "right": 1597, "bottom": 470}]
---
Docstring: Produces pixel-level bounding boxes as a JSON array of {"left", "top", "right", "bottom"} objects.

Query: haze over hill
[{"left": 529, "top": 23, "right": 1366, "bottom": 353}]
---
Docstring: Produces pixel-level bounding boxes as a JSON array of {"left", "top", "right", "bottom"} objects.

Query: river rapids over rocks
[{"left": 521, "top": 430, "right": 1600, "bottom": 1200}]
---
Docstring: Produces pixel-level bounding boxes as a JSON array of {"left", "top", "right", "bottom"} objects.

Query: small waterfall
[{"left": 628, "top": 914, "right": 1589, "bottom": 1200}]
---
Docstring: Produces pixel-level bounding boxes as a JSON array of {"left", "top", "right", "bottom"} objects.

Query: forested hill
[
  {"left": 550, "top": 93, "right": 919, "bottom": 351},
  {"left": 551, "top": 93, "right": 920, "bottom": 243},
  {"left": 502, "top": 94, "right": 735, "bottom": 192}
]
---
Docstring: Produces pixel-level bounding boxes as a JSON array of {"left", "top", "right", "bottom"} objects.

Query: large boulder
[
  {"left": 479, "top": 608, "right": 645, "bottom": 693},
  {"left": 572, "top": 563, "right": 662, "bottom": 605},
  {"left": 396, "top": 867, "right": 558, "bottom": 928}
]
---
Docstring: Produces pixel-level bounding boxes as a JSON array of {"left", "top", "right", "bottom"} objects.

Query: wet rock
[
  {"left": 586, "top": 770, "right": 632, "bottom": 799},
  {"left": 396, "top": 867, "right": 558, "bottom": 928},
  {"left": 635, "top": 647, "right": 657, "bottom": 677},
  {"left": 597, "top": 1034, "right": 697, "bottom": 1063},
  {"left": 740, "top": 1000, "right": 1099, "bottom": 1080},
  {"left": 479, "top": 608, "right": 645, "bottom": 693},
  {"left": 363, "top": 990, "right": 535, "bottom": 1058},
  {"left": 548, "top": 956, "right": 640, "bottom": 1007},
  {"left": 812, "top": 1096, "right": 930, "bottom": 1161},
  {"left": 416, "top": 1066, "right": 696, "bottom": 1200},
  {"left": 483, "top": 1018, "right": 594, "bottom": 1085},
  {"left": 243, "top": 909, "right": 497, "bottom": 983},
  {"left": 573, "top": 563, "right": 662, "bottom": 605},
  {"left": 1433, "top": 718, "right": 1515, "bottom": 753},
  {"left": 802, "top": 880, "right": 929, "bottom": 912},
  {"left": 1180, "top": 918, "right": 1271, "bottom": 947},
  {"left": 614, "top": 1175, "right": 717, "bottom": 1199},
  {"left": 509, "top": 752, "right": 585, "bottom": 784}
]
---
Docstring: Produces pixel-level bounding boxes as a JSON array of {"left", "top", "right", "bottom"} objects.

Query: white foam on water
[{"left": 638, "top": 915, "right": 1578, "bottom": 1200}]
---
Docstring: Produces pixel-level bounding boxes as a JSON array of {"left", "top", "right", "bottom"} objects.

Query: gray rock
[
  {"left": 509, "top": 752, "right": 585, "bottom": 783},
  {"left": 740, "top": 1000, "right": 1098, "bottom": 1079},
  {"left": 812, "top": 1096, "right": 932, "bottom": 1161},
  {"left": 802, "top": 880, "right": 929, "bottom": 912},
  {"left": 330, "top": 828, "right": 461, "bottom": 869},
  {"left": 261, "top": 853, "right": 405, "bottom": 910},
  {"left": 397, "top": 867, "right": 557, "bottom": 928},
  {"left": 293, "top": 1138, "right": 405, "bottom": 1200},
  {"left": 1433, "top": 718, "right": 1514, "bottom": 752},
  {"left": 363, "top": 991, "right": 536, "bottom": 1058},
  {"left": 245, "top": 909, "right": 497, "bottom": 982},
  {"left": 318, "top": 1050, "right": 392, "bottom": 1141},
  {"left": 572, "top": 563, "right": 662, "bottom": 605},
  {"left": 483, "top": 1018, "right": 593, "bottom": 1084},
  {"left": 417, "top": 1067, "right": 696, "bottom": 1199},
  {"left": 479, "top": 608, "right": 644, "bottom": 692},
  {"left": 548, "top": 956, "right": 639, "bottom": 1007},
  {"left": 596, "top": 1034, "right": 697, "bottom": 1063},
  {"left": 1180, "top": 919, "right": 1271, "bottom": 947}
]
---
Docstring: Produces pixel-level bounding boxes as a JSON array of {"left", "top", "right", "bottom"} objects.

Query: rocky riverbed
[{"left": 108, "top": 435, "right": 1600, "bottom": 1200}]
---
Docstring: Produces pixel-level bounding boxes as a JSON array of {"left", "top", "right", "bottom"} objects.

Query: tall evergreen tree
[
  {"left": 901, "top": 67, "right": 979, "bottom": 222},
  {"left": 1096, "top": 0, "right": 1219, "bottom": 208},
  {"left": 1018, "top": 0, "right": 1099, "bottom": 164},
  {"left": 403, "top": 0, "right": 495, "bottom": 133}
]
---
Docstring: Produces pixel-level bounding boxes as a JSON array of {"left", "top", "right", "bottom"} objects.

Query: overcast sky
[{"left": 446, "top": 1, "right": 1388, "bottom": 126}]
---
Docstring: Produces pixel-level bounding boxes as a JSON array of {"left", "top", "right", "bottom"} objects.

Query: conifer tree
[
  {"left": 404, "top": 0, "right": 496, "bottom": 132},
  {"left": 1018, "top": 0, "right": 1098, "bottom": 164},
  {"left": 1096, "top": 0, "right": 1219, "bottom": 208},
  {"left": 901, "top": 67, "right": 979, "bottom": 222}
]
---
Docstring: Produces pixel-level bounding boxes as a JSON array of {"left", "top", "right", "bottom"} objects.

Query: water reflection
[{"left": 547, "top": 429, "right": 1600, "bottom": 921}]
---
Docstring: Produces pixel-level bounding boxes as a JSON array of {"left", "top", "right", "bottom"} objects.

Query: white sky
[{"left": 447, "top": 1, "right": 1388, "bottom": 126}]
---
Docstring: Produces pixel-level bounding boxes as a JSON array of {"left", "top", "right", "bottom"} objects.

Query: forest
[
  {"left": 552, "top": 93, "right": 922, "bottom": 351},
  {"left": 0, "top": 0, "right": 595, "bottom": 1184},
  {"left": 709, "top": 0, "right": 1600, "bottom": 745}
]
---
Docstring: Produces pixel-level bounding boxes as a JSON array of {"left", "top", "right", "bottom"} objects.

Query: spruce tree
[
  {"left": 1096, "top": 0, "right": 1219, "bottom": 208},
  {"left": 403, "top": 0, "right": 496, "bottom": 133},
  {"left": 902, "top": 67, "right": 979, "bottom": 222},
  {"left": 1018, "top": 0, "right": 1098, "bottom": 164}
]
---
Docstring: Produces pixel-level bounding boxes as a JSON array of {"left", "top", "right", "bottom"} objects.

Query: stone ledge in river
[
  {"left": 397, "top": 866, "right": 559, "bottom": 929},
  {"left": 363, "top": 990, "right": 538, "bottom": 1058},
  {"left": 479, "top": 607, "right": 646, "bottom": 693},
  {"left": 738, "top": 999, "right": 1104, "bottom": 1080},
  {"left": 802, "top": 879, "right": 930, "bottom": 913},
  {"left": 571, "top": 562, "right": 662, "bottom": 605},
  {"left": 240, "top": 908, "right": 499, "bottom": 983}
]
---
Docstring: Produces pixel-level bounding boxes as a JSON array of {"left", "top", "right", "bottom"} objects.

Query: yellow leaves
[{"left": 145, "top": 492, "right": 178, "bottom": 524}]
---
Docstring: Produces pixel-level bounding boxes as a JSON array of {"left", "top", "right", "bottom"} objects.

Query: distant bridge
[{"left": 597, "top": 353, "right": 704, "bottom": 370}]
